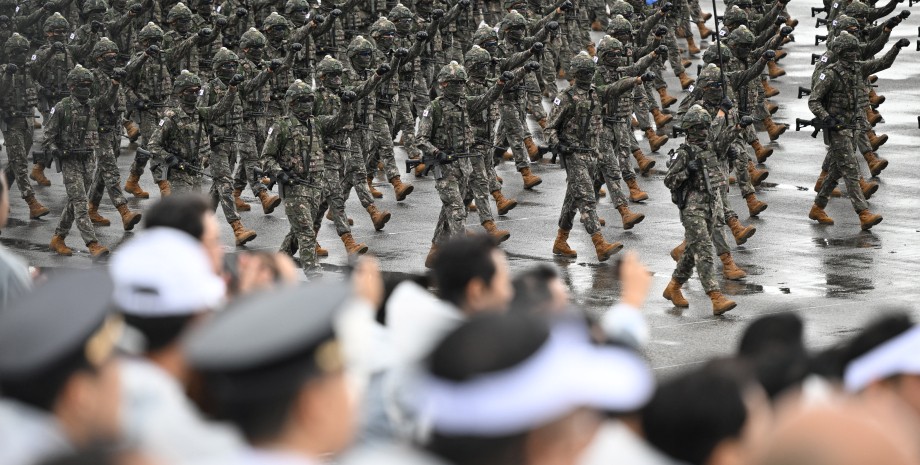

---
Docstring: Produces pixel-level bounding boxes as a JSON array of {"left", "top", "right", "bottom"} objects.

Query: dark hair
[
  {"left": 1, "top": 349, "right": 95, "bottom": 412},
  {"left": 431, "top": 235, "right": 499, "bottom": 310},
  {"left": 510, "top": 265, "right": 558, "bottom": 315},
  {"left": 123, "top": 313, "right": 197, "bottom": 353},
  {"left": 38, "top": 444, "right": 121, "bottom": 465},
  {"left": 737, "top": 313, "right": 810, "bottom": 400},
  {"left": 642, "top": 359, "right": 754, "bottom": 465},
  {"left": 839, "top": 312, "right": 913, "bottom": 378},
  {"left": 143, "top": 193, "right": 211, "bottom": 240},
  {"left": 377, "top": 273, "right": 431, "bottom": 326},
  {"left": 738, "top": 313, "right": 804, "bottom": 357}
]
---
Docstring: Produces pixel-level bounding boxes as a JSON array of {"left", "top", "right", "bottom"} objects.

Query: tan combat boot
[
  {"left": 697, "top": 21, "right": 713, "bottom": 39},
  {"left": 762, "top": 79, "right": 780, "bottom": 98},
  {"left": 785, "top": 17, "right": 798, "bottom": 27},
  {"left": 814, "top": 170, "right": 842, "bottom": 197},
  {"left": 390, "top": 176, "right": 414, "bottom": 201},
  {"left": 808, "top": 204, "right": 834, "bottom": 225},
  {"left": 764, "top": 117, "right": 788, "bottom": 141},
  {"left": 233, "top": 188, "right": 251, "bottom": 211},
  {"left": 524, "top": 136, "right": 544, "bottom": 162},
  {"left": 678, "top": 72, "right": 695, "bottom": 90},
  {"left": 632, "top": 148, "right": 656, "bottom": 174},
  {"left": 492, "top": 190, "right": 518, "bottom": 215},
  {"left": 25, "top": 194, "right": 50, "bottom": 219},
  {"left": 767, "top": 60, "right": 786, "bottom": 78},
  {"left": 681, "top": 58, "right": 692, "bottom": 69},
  {"left": 651, "top": 108, "right": 673, "bottom": 127},
  {"left": 662, "top": 278, "right": 689, "bottom": 307},
  {"left": 863, "top": 151, "right": 888, "bottom": 177},
  {"left": 467, "top": 202, "right": 478, "bottom": 212},
  {"left": 744, "top": 193, "right": 768, "bottom": 217},
  {"left": 747, "top": 160, "right": 769, "bottom": 186},
  {"left": 124, "top": 172, "right": 150, "bottom": 198},
  {"left": 367, "top": 176, "right": 383, "bottom": 199},
  {"left": 727, "top": 216, "right": 756, "bottom": 245},
  {"left": 617, "top": 204, "right": 645, "bottom": 230},
  {"left": 719, "top": 253, "right": 747, "bottom": 280},
  {"left": 258, "top": 190, "right": 281, "bottom": 214},
  {"left": 867, "top": 130, "right": 887, "bottom": 151},
  {"left": 858, "top": 209, "right": 883, "bottom": 230},
  {"left": 686, "top": 35, "right": 700, "bottom": 55},
  {"left": 591, "top": 19, "right": 603, "bottom": 31},
  {"left": 49, "top": 234, "right": 73, "bottom": 256},
  {"left": 520, "top": 167, "right": 542, "bottom": 189},
  {"left": 230, "top": 220, "right": 257, "bottom": 246},
  {"left": 598, "top": 186, "right": 607, "bottom": 197},
  {"left": 868, "top": 74, "right": 878, "bottom": 83},
  {"left": 366, "top": 204, "right": 391, "bottom": 231},
  {"left": 626, "top": 178, "right": 649, "bottom": 202},
  {"left": 117, "top": 204, "right": 142, "bottom": 231},
  {"left": 657, "top": 87, "right": 677, "bottom": 108},
  {"left": 425, "top": 243, "right": 439, "bottom": 268},
  {"left": 87, "top": 241, "right": 110, "bottom": 262},
  {"left": 88, "top": 202, "right": 111, "bottom": 226},
  {"left": 552, "top": 228, "right": 577, "bottom": 258},
  {"left": 670, "top": 240, "right": 686, "bottom": 262},
  {"left": 414, "top": 162, "right": 427, "bottom": 177},
  {"left": 315, "top": 243, "right": 329, "bottom": 257},
  {"left": 30, "top": 163, "right": 51, "bottom": 187},
  {"left": 502, "top": 149, "right": 513, "bottom": 161},
  {"left": 751, "top": 139, "right": 773, "bottom": 163},
  {"left": 703, "top": 11, "right": 712, "bottom": 20},
  {"left": 341, "top": 232, "right": 369, "bottom": 255},
  {"left": 591, "top": 232, "right": 623, "bottom": 262},
  {"left": 482, "top": 220, "right": 511, "bottom": 243},
  {"left": 645, "top": 128, "right": 669, "bottom": 153},
  {"left": 859, "top": 177, "right": 879, "bottom": 200},
  {"left": 157, "top": 180, "right": 171, "bottom": 197},
  {"left": 765, "top": 101, "right": 779, "bottom": 115},
  {"left": 587, "top": 41, "right": 597, "bottom": 57},
  {"left": 708, "top": 290, "right": 737, "bottom": 315},
  {"left": 868, "top": 88, "right": 885, "bottom": 106},
  {"left": 866, "top": 108, "right": 882, "bottom": 126}
]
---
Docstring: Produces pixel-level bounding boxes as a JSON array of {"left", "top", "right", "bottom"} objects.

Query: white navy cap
[{"left": 844, "top": 325, "right": 920, "bottom": 392}]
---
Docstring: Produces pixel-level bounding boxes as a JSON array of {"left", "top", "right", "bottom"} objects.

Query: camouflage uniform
[
  {"left": 105, "top": 0, "right": 147, "bottom": 66},
  {"left": 192, "top": 0, "right": 233, "bottom": 81},
  {"left": 233, "top": 28, "right": 276, "bottom": 198},
  {"left": 163, "top": 2, "right": 218, "bottom": 77},
  {"left": 261, "top": 12, "right": 299, "bottom": 117},
  {"left": 0, "top": 35, "right": 39, "bottom": 204},
  {"left": 31, "top": 14, "right": 98, "bottom": 120}
]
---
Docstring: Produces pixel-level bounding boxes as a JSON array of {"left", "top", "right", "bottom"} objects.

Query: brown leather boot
[
  {"left": 467, "top": 202, "right": 477, "bottom": 212},
  {"left": 808, "top": 204, "right": 834, "bottom": 225},
  {"left": 366, "top": 204, "right": 391, "bottom": 231},
  {"left": 751, "top": 139, "right": 773, "bottom": 163},
  {"left": 117, "top": 204, "right": 142, "bottom": 231},
  {"left": 625, "top": 178, "right": 649, "bottom": 202},
  {"left": 767, "top": 60, "right": 786, "bottom": 78},
  {"left": 591, "top": 19, "right": 603, "bottom": 31},
  {"left": 651, "top": 108, "right": 673, "bottom": 127},
  {"left": 868, "top": 88, "right": 885, "bottom": 106},
  {"left": 859, "top": 177, "right": 879, "bottom": 200},
  {"left": 785, "top": 17, "right": 798, "bottom": 27},
  {"left": 727, "top": 216, "right": 756, "bottom": 245},
  {"left": 719, "top": 253, "right": 747, "bottom": 280},
  {"left": 25, "top": 194, "right": 50, "bottom": 219},
  {"left": 765, "top": 101, "right": 779, "bottom": 115},
  {"left": 520, "top": 167, "right": 542, "bottom": 189},
  {"left": 87, "top": 241, "right": 110, "bottom": 262},
  {"left": 230, "top": 220, "right": 257, "bottom": 246},
  {"left": 482, "top": 220, "right": 511, "bottom": 243},
  {"left": 697, "top": 21, "right": 713, "bottom": 39},
  {"left": 764, "top": 118, "right": 788, "bottom": 141},
  {"left": 774, "top": 49, "right": 788, "bottom": 61},
  {"left": 597, "top": 187, "right": 607, "bottom": 197},
  {"left": 233, "top": 188, "right": 251, "bottom": 211},
  {"left": 30, "top": 163, "right": 51, "bottom": 187},
  {"left": 367, "top": 176, "right": 383, "bottom": 199},
  {"left": 587, "top": 41, "right": 597, "bottom": 57},
  {"left": 524, "top": 136, "right": 543, "bottom": 162},
  {"left": 686, "top": 35, "right": 700, "bottom": 55},
  {"left": 670, "top": 240, "right": 686, "bottom": 262},
  {"left": 124, "top": 172, "right": 150, "bottom": 198},
  {"left": 645, "top": 128, "right": 669, "bottom": 152},
  {"left": 678, "top": 72, "right": 694, "bottom": 89},
  {"left": 657, "top": 87, "right": 677, "bottom": 108},
  {"left": 632, "top": 149, "right": 656, "bottom": 174},
  {"left": 617, "top": 204, "right": 645, "bottom": 230},
  {"left": 866, "top": 108, "right": 882, "bottom": 126},
  {"left": 492, "top": 190, "right": 518, "bottom": 215},
  {"left": 390, "top": 176, "right": 414, "bottom": 202},
  {"left": 867, "top": 130, "right": 887, "bottom": 151},
  {"left": 425, "top": 244, "right": 439, "bottom": 268},
  {"left": 858, "top": 209, "right": 883, "bottom": 230},
  {"left": 258, "top": 190, "right": 281, "bottom": 214},
  {"left": 813, "top": 170, "right": 842, "bottom": 197},
  {"left": 49, "top": 235, "right": 73, "bottom": 256},
  {"left": 708, "top": 290, "right": 737, "bottom": 315},
  {"left": 662, "top": 278, "right": 689, "bottom": 307},
  {"left": 88, "top": 202, "right": 111, "bottom": 226},
  {"left": 747, "top": 160, "right": 769, "bottom": 186},
  {"left": 681, "top": 58, "right": 692, "bottom": 69},
  {"left": 316, "top": 243, "right": 329, "bottom": 257},
  {"left": 123, "top": 120, "right": 141, "bottom": 142},
  {"left": 868, "top": 74, "right": 878, "bottom": 83},
  {"left": 157, "top": 180, "right": 171, "bottom": 197},
  {"left": 863, "top": 151, "right": 888, "bottom": 177},
  {"left": 744, "top": 193, "right": 768, "bottom": 217},
  {"left": 552, "top": 228, "right": 577, "bottom": 258},
  {"left": 414, "top": 162, "right": 427, "bottom": 177},
  {"left": 591, "top": 232, "right": 623, "bottom": 262},
  {"left": 632, "top": 116, "right": 640, "bottom": 128},
  {"left": 341, "top": 232, "right": 369, "bottom": 255}
]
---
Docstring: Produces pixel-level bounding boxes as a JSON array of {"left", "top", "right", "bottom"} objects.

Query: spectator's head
[
  {"left": 642, "top": 359, "right": 770, "bottom": 465},
  {"left": 431, "top": 236, "right": 513, "bottom": 315},
  {"left": 510, "top": 265, "right": 570, "bottom": 316},
  {"left": 0, "top": 168, "right": 9, "bottom": 228},
  {"left": 143, "top": 194, "right": 223, "bottom": 272},
  {"left": 738, "top": 314, "right": 810, "bottom": 401}
]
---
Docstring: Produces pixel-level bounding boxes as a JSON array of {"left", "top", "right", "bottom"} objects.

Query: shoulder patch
[
  {"left": 199, "top": 88, "right": 205, "bottom": 96},
  {"left": 268, "top": 126, "right": 273, "bottom": 135},
  {"left": 688, "top": 84, "right": 694, "bottom": 93},
  {"left": 820, "top": 55, "right": 828, "bottom": 62},
  {"left": 158, "top": 118, "right": 165, "bottom": 126},
  {"left": 719, "top": 29, "right": 726, "bottom": 36},
  {"left": 819, "top": 73, "right": 826, "bottom": 80},
  {"left": 553, "top": 97, "right": 561, "bottom": 106},
  {"left": 216, "top": 5, "right": 221, "bottom": 11},
  {"left": 670, "top": 150, "right": 679, "bottom": 161},
  {"left": 592, "top": 56, "right": 598, "bottom": 63},
  {"left": 833, "top": 2, "right": 838, "bottom": 6},
  {"left": 422, "top": 108, "right": 429, "bottom": 117},
  {"left": 49, "top": 107, "right": 55, "bottom": 115},
  {"left": 31, "top": 54, "right": 36, "bottom": 61},
  {"left": 69, "top": 33, "right": 75, "bottom": 40}
]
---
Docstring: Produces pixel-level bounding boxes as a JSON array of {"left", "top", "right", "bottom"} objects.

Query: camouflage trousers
[
  {"left": 688, "top": 0, "right": 705, "bottom": 23},
  {"left": 130, "top": 109, "right": 167, "bottom": 180},
  {"left": 433, "top": 164, "right": 469, "bottom": 245},
  {"left": 210, "top": 141, "right": 242, "bottom": 224},
  {"left": 559, "top": 151, "right": 601, "bottom": 235},
  {"left": 314, "top": 155, "right": 352, "bottom": 237},
  {"left": 586, "top": 0, "right": 609, "bottom": 29},
  {"left": 233, "top": 119, "right": 269, "bottom": 196},
  {"left": 55, "top": 156, "right": 99, "bottom": 245},
  {"left": 815, "top": 129, "right": 868, "bottom": 213},
  {"left": 88, "top": 129, "right": 128, "bottom": 208},
  {"left": 650, "top": 28, "right": 684, "bottom": 77},
  {"left": 364, "top": 116, "right": 401, "bottom": 182},
  {"left": 168, "top": 167, "right": 204, "bottom": 194},
  {"left": 726, "top": 139, "right": 756, "bottom": 201},
  {"left": 635, "top": 84, "right": 661, "bottom": 129},
  {"left": 465, "top": 148, "right": 499, "bottom": 224},
  {"left": 713, "top": 185, "right": 733, "bottom": 256},
  {"left": 1, "top": 117, "right": 35, "bottom": 200},
  {"left": 394, "top": 93, "right": 421, "bottom": 159},
  {"left": 281, "top": 184, "right": 325, "bottom": 275},
  {"left": 341, "top": 136, "right": 376, "bottom": 209},
  {"left": 496, "top": 102, "right": 533, "bottom": 172},
  {"left": 597, "top": 126, "right": 629, "bottom": 208},
  {"left": 673, "top": 201, "right": 721, "bottom": 293}
]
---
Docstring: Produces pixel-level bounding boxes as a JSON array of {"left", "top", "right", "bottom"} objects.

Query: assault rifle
[
  {"left": 795, "top": 117, "right": 858, "bottom": 138},
  {"left": 405, "top": 151, "right": 478, "bottom": 180},
  {"left": 32, "top": 148, "right": 95, "bottom": 173}
]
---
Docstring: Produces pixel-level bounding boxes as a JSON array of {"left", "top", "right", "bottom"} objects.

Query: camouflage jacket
[
  {"left": 0, "top": 63, "right": 39, "bottom": 118},
  {"left": 664, "top": 113, "right": 739, "bottom": 212},
  {"left": 91, "top": 67, "right": 128, "bottom": 130},
  {"left": 124, "top": 52, "right": 173, "bottom": 106},
  {"left": 467, "top": 68, "right": 524, "bottom": 142},
  {"left": 545, "top": 80, "right": 640, "bottom": 150},
  {"left": 809, "top": 44, "right": 899, "bottom": 123},
  {"left": 44, "top": 82, "right": 121, "bottom": 154},
  {"left": 164, "top": 30, "right": 209, "bottom": 76},
  {"left": 417, "top": 82, "right": 505, "bottom": 157},
  {"left": 594, "top": 50, "right": 656, "bottom": 122},
  {"left": 147, "top": 87, "right": 237, "bottom": 167},
  {"left": 31, "top": 41, "right": 93, "bottom": 99},
  {"left": 204, "top": 69, "right": 272, "bottom": 137}
]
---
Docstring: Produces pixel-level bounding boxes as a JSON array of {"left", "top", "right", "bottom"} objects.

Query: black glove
[
  {"left": 524, "top": 61, "right": 541, "bottom": 71},
  {"left": 884, "top": 16, "right": 901, "bottom": 28},
  {"left": 135, "top": 100, "right": 148, "bottom": 111},
  {"left": 229, "top": 73, "right": 245, "bottom": 86},
  {"left": 269, "top": 58, "right": 283, "bottom": 71},
  {"left": 655, "top": 25, "right": 667, "bottom": 37},
  {"left": 762, "top": 49, "right": 776, "bottom": 60},
  {"left": 129, "top": 4, "right": 143, "bottom": 14},
  {"left": 43, "top": 2, "right": 59, "bottom": 12},
  {"left": 531, "top": 41, "right": 544, "bottom": 54},
  {"left": 546, "top": 20, "right": 559, "bottom": 31},
  {"left": 291, "top": 42, "right": 303, "bottom": 52},
  {"left": 216, "top": 17, "right": 228, "bottom": 28},
  {"left": 236, "top": 7, "right": 248, "bottom": 17},
  {"left": 416, "top": 31, "right": 429, "bottom": 41},
  {"left": 687, "top": 158, "right": 702, "bottom": 172},
  {"left": 661, "top": 2, "right": 673, "bottom": 12},
  {"left": 641, "top": 71, "right": 656, "bottom": 82},
  {"left": 459, "top": 0, "right": 471, "bottom": 8},
  {"left": 432, "top": 8, "right": 445, "bottom": 19},
  {"left": 199, "top": 28, "right": 213, "bottom": 38},
  {"left": 111, "top": 67, "right": 127, "bottom": 82},
  {"left": 395, "top": 47, "right": 409, "bottom": 57},
  {"left": 823, "top": 115, "right": 840, "bottom": 128},
  {"left": 91, "top": 20, "right": 105, "bottom": 33},
  {"left": 739, "top": 115, "right": 754, "bottom": 127},
  {"left": 52, "top": 41, "right": 65, "bottom": 53},
  {"left": 656, "top": 44, "right": 668, "bottom": 56},
  {"left": 775, "top": 15, "right": 786, "bottom": 25},
  {"left": 4, "top": 64, "right": 17, "bottom": 74},
  {"left": 553, "top": 141, "right": 571, "bottom": 155},
  {"left": 500, "top": 70, "right": 515, "bottom": 82},
  {"left": 340, "top": 90, "right": 357, "bottom": 102},
  {"left": 331, "top": 8, "right": 343, "bottom": 16},
  {"left": 376, "top": 63, "right": 391, "bottom": 75},
  {"left": 165, "top": 155, "right": 181, "bottom": 168},
  {"left": 780, "top": 25, "right": 793, "bottom": 36},
  {"left": 276, "top": 170, "right": 292, "bottom": 185},
  {"left": 899, "top": 10, "right": 911, "bottom": 19},
  {"left": 560, "top": 0, "right": 574, "bottom": 11},
  {"left": 146, "top": 44, "right": 161, "bottom": 56},
  {"left": 896, "top": 37, "right": 910, "bottom": 48},
  {"left": 719, "top": 97, "right": 733, "bottom": 112}
]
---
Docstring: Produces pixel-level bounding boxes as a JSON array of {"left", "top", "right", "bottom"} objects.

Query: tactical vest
[
  {"left": 821, "top": 64, "right": 862, "bottom": 121},
  {"left": 274, "top": 116, "right": 325, "bottom": 177},
  {"left": 206, "top": 78, "right": 244, "bottom": 140},
  {"left": 161, "top": 107, "right": 211, "bottom": 164},
  {"left": 165, "top": 31, "right": 201, "bottom": 76},
  {"left": 34, "top": 45, "right": 75, "bottom": 99},
  {"left": 561, "top": 86, "right": 601, "bottom": 149},
  {"left": 0, "top": 65, "right": 38, "bottom": 117},
  {"left": 134, "top": 53, "right": 173, "bottom": 104},
  {"left": 92, "top": 69, "right": 127, "bottom": 130},
  {"left": 428, "top": 98, "right": 472, "bottom": 154},
  {"left": 467, "top": 78, "right": 500, "bottom": 142},
  {"left": 240, "top": 58, "right": 270, "bottom": 115},
  {"left": 54, "top": 97, "right": 100, "bottom": 151}
]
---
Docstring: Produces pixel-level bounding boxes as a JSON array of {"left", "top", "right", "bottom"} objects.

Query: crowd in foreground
[{"left": 1, "top": 188, "right": 919, "bottom": 465}]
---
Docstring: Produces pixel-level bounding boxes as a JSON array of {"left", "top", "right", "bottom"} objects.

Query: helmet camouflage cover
[
  {"left": 262, "top": 12, "right": 290, "bottom": 30},
  {"left": 727, "top": 25, "right": 754, "bottom": 45},
  {"left": 286, "top": 79, "right": 315, "bottom": 103},
  {"left": 212, "top": 46, "right": 240, "bottom": 70},
  {"left": 570, "top": 50, "right": 596, "bottom": 75},
  {"left": 473, "top": 24, "right": 499, "bottom": 45},
  {"left": 4, "top": 33, "right": 29, "bottom": 53},
  {"left": 347, "top": 35, "right": 375, "bottom": 57},
  {"left": 844, "top": 0, "right": 870, "bottom": 17},
  {"left": 437, "top": 60, "right": 468, "bottom": 83},
  {"left": 173, "top": 69, "right": 202, "bottom": 92},
  {"left": 240, "top": 27, "right": 268, "bottom": 48},
  {"left": 833, "top": 14, "right": 859, "bottom": 32},
  {"left": 833, "top": 30, "right": 860, "bottom": 53},
  {"left": 697, "top": 63, "right": 721, "bottom": 87},
  {"left": 316, "top": 55, "right": 344, "bottom": 75},
  {"left": 92, "top": 37, "right": 119, "bottom": 60},
  {"left": 43, "top": 12, "right": 70, "bottom": 32},
  {"left": 702, "top": 42, "right": 733, "bottom": 64},
  {"left": 464, "top": 44, "right": 492, "bottom": 67},
  {"left": 389, "top": 3, "right": 414, "bottom": 20},
  {"left": 138, "top": 22, "right": 165, "bottom": 41},
  {"left": 167, "top": 2, "right": 193, "bottom": 21},
  {"left": 608, "top": 0, "right": 634, "bottom": 17},
  {"left": 370, "top": 17, "right": 397, "bottom": 36},
  {"left": 597, "top": 35, "right": 624, "bottom": 58},
  {"left": 683, "top": 104, "right": 712, "bottom": 128},
  {"left": 67, "top": 65, "right": 94, "bottom": 86},
  {"left": 606, "top": 15, "right": 632, "bottom": 36},
  {"left": 503, "top": 10, "right": 527, "bottom": 29}
]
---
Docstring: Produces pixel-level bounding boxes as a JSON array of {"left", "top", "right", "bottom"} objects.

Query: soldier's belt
[
  {"left": 571, "top": 147, "right": 595, "bottom": 153},
  {"left": 3, "top": 111, "right": 34, "bottom": 118},
  {"left": 244, "top": 111, "right": 267, "bottom": 117},
  {"left": 147, "top": 102, "right": 169, "bottom": 109}
]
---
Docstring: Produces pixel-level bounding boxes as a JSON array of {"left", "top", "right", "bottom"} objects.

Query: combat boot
[
  {"left": 708, "top": 290, "right": 737, "bottom": 315},
  {"left": 686, "top": 36, "right": 700, "bottom": 55},
  {"left": 625, "top": 178, "right": 649, "bottom": 202},
  {"left": 814, "top": 170, "right": 842, "bottom": 197},
  {"left": 366, "top": 205, "right": 391, "bottom": 231},
  {"left": 597, "top": 187, "right": 607, "bottom": 197},
  {"left": 632, "top": 148, "right": 656, "bottom": 174},
  {"left": 670, "top": 240, "right": 686, "bottom": 262},
  {"left": 765, "top": 101, "right": 779, "bottom": 115},
  {"left": 502, "top": 149, "right": 514, "bottom": 161},
  {"left": 645, "top": 128, "right": 669, "bottom": 152},
  {"left": 662, "top": 278, "right": 689, "bottom": 307},
  {"left": 258, "top": 190, "right": 281, "bottom": 214},
  {"left": 862, "top": 151, "right": 888, "bottom": 177},
  {"left": 697, "top": 21, "right": 713, "bottom": 39},
  {"left": 552, "top": 228, "right": 577, "bottom": 258},
  {"left": 491, "top": 190, "right": 518, "bottom": 215},
  {"left": 859, "top": 177, "right": 879, "bottom": 200},
  {"left": 785, "top": 17, "right": 798, "bottom": 27},
  {"left": 88, "top": 202, "right": 111, "bottom": 226},
  {"left": 587, "top": 41, "right": 597, "bottom": 57},
  {"left": 747, "top": 160, "right": 769, "bottom": 186},
  {"left": 49, "top": 235, "right": 73, "bottom": 256},
  {"left": 617, "top": 205, "right": 645, "bottom": 230},
  {"left": 157, "top": 180, "right": 171, "bottom": 197},
  {"left": 117, "top": 204, "right": 142, "bottom": 231},
  {"left": 230, "top": 220, "right": 257, "bottom": 246},
  {"left": 808, "top": 204, "right": 834, "bottom": 225},
  {"left": 858, "top": 209, "right": 883, "bottom": 230},
  {"left": 774, "top": 49, "right": 788, "bottom": 61},
  {"left": 520, "top": 167, "right": 542, "bottom": 189},
  {"left": 525, "top": 137, "right": 550, "bottom": 162},
  {"left": 414, "top": 162, "right": 427, "bottom": 177},
  {"left": 591, "top": 19, "right": 603, "bottom": 31},
  {"left": 868, "top": 74, "right": 878, "bottom": 83},
  {"left": 632, "top": 116, "right": 640, "bottom": 128},
  {"left": 30, "top": 163, "right": 51, "bottom": 187},
  {"left": 340, "top": 233, "right": 369, "bottom": 255},
  {"left": 233, "top": 188, "right": 251, "bottom": 211},
  {"left": 744, "top": 193, "right": 768, "bottom": 217},
  {"left": 367, "top": 176, "right": 383, "bottom": 199},
  {"left": 87, "top": 241, "right": 110, "bottom": 262},
  {"left": 727, "top": 216, "right": 756, "bottom": 245},
  {"left": 25, "top": 195, "right": 50, "bottom": 219},
  {"left": 764, "top": 118, "right": 787, "bottom": 141},
  {"left": 866, "top": 108, "right": 882, "bottom": 126},
  {"left": 651, "top": 108, "right": 673, "bottom": 127},
  {"left": 316, "top": 243, "right": 329, "bottom": 257},
  {"left": 678, "top": 72, "right": 694, "bottom": 90},
  {"left": 390, "top": 176, "right": 414, "bottom": 201},
  {"left": 657, "top": 87, "right": 677, "bottom": 108},
  {"left": 425, "top": 244, "right": 439, "bottom": 268},
  {"left": 719, "top": 253, "right": 747, "bottom": 280},
  {"left": 591, "top": 232, "right": 623, "bottom": 262},
  {"left": 482, "top": 220, "right": 511, "bottom": 243},
  {"left": 326, "top": 210, "right": 354, "bottom": 225},
  {"left": 751, "top": 139, "right": 773, "bottom": 163},
  {"left": 867, "top": 130, "right": 887, "bottom": 151},
  {"left": 467, "top": 202, "right": 477, "bottom": 212},
  {"left": 123, "top": 120, "right": 141, "bottom": 142},
  {"left": 681, "top": 58, "right": 692, "bottom": 69},
  {"left": 868, "top": 88, "right": 885, "bottom": 106},
  {"left": 124, "top": 173, "right": 150, "bottom": 198},
  {"left": 767, "top": 61, "right": 786, "bottom": 78}
]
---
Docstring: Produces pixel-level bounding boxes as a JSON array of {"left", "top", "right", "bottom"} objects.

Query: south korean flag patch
[
  {"left": 553, "top": 97, "right": 561, "bottom": 106},
  {"left": 821, "top": 55, "right": 828, "bottom": 63},
  {"left": 688, "top": 85, "right": 695, "bottom": 93},
  {"left": 268, "top": 126, "right": 273, "bottom": 135},
  {"left": 593, "top": 56, "right": 598, "bottom": 63},
  {"left": 158, "top": 118, "right": 166, "bottom": 126},
  {"left": 422, "top": 108, "right": 429, "bottom": 117},
  {"left": 819, "top": 73, "right": 826, "bottom": 81}
]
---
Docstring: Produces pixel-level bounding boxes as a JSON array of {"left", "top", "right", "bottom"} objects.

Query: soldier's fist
[
  {"left": 775, "top": 15, "right": 786, "bottom": 25},
  {"left": 52, "top": 41, "right": 65, "bottom": 52},
  {"left": 762, "top": 49, "right": 776, "bottom": 60},
  {"left": 416, "top": 31, "right": 429, "bottom": 41},
  {"left": 459, "top": 0, "right": 471, "bottom": 8},
  {"left": 313, "top": 14, "right": 325, "bottom": 23},
  {"left": 291, "top": 42, "right": 303, "bottom": 52},
  {"left": 899, "top": 10, "right": 910, "bottom": 19},
  {"left": 432, "top": 8, "right": 445, "bottom": 19},
  {"left": 269, "top": 59, "right": 283, "bottom": 70},
  {"left": 525, "top": 61, "right": 541, "bottom": 71},
  {"left": 395, "top": 47, "right": 409, "bottom": 57},
  {"left": 340, "top": 90, "right": 357, "bottom": 102},
  {"left": 376, "top": 63, "right": 391, "bottom": 75},
  {"left": 91, "top": 20, "right": 105, "bottom": 33},
  {"left": 661, "top": 2, "right": 673, "bottom": 12},
  {"left": 531, "top": 41, "right": 544, "bottom": 53},
  {"left": 560, "top": 0, "right": 574, "bottom": 11},
  {"left": 0, "top": 15, "right": 9, "bottom": 24},
  {"left": 547, "top": 20, "right": 559, "bottom": 31},
  {"left": 641, "top": 71, "right": 656, "bottom": 82},
  {"left": 719, "top": 97, "right": 733, "bottom": 112},
  {"left": 216, "top": 17, "right": 228, "bottom": 28},
  {"left": 500, "top": 70, "right": 515, "bottom": 82},
  {"left": 129, "top": 3, "right": 143, "bottom": 14},
  {"left": 236, "top": 7, "right": 248, "bottom": 17},
  {"left": 146, "top": 44, "right": 161, "bottom": 56},
  {"left": 655, "top": 25, "right": 667, "bottom": 36},
  {"left": 112, "top": 67, "right": 127, "bottom": 82},
  {"left": 199, "top": 28, "right": 213, "bottom": 38},
  {"left": 331, "top": 8, "right": 343, "bottom": 16},
  {"left": 229, "top": 73, "right": 245, "bottom": 85},
  {"left": 884, "top": 16, "right": 901, "bottom": 28},
  {"left": 739, "top": 115, "right": 754, "bottom": 127},
  {"left": 5, "top": 64, "right": 17, "bottom": 74},
  {"left": 656, "top": 44, "right": 668, "bottom": 56},
  {"left": 896, "top": 37, "right": 910, "bottom": 48}
]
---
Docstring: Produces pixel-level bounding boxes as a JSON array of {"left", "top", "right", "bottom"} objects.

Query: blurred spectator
[
  {"left": 737, "top": 314, "right": 811, "bottom": 401},
  {"left": 430, "top": 234, "right": 513, "bottom": 315},
  {"left": 0, "top": 172, "right": 31, "bottom": 308},
  {"left": 511, "top": 265, "right": 570, "bottom": 315},
  {"left": 595, "top": 252, "right": 653, "bottom": 350},
  {"left": 38, "top": 445, "right": 159, "bottom": 465},
  {"left": 143, "top": 194, "right": 224, "bottom": 273}
]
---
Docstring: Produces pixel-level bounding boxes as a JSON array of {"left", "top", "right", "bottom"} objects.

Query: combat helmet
[
  {"left": 4, "top": 33, "right": 29, "bottom": 54},
  {"left": 727, "top": 25, "right": 754, "bottom": 46},
  {"left": 347, "top": 35, "right": 374, "bottom": 57},
  {"left": 683, "top": 104, "right": 712, "bottom": 128},
  {"left": 502, "top": 10, "right": 527, "bottom": 30},
  {"left": 315, "top": 55, "right": 344, "bottom": 76},
  {"left": 464, "top": 44, "right": 492, "bottom": 67},
  {"left": 212, "top": 47, "right": 240, "bottom": 71},
  {"left": 697, "top": 63, "right": 722, "bottom": 87},
  {"left": 67, "top": 65, "right": 94, "bottom": 86},
  {"left": 43, "top": 12, "right": 70, "bottom": 32},
  {"left": 723, "top": 5, "right": 747, "bottom": 29},
  {"left": 262, "top": 12, "right": 290, "bottom": 31},
  {"left": 82, "top": 0, "right": 109, "bottom": 15},
  {"left": 606, "top": 15, "right": 632, "bottom": 38},
  {"left": 370, "top": 17, "right": 397, "bottom": 37},
  {"left": 833, "top": 30, "right": 860, "bottom": 53},
  {"left": 92, "top": 37, "right": 120, "bottom": 60},
  {"left": 597, "top": 35, "right": 624, "bottom": 59},
  {"left": 389, "top": 3, "right": 414, "bottom": 21},
  {"left": 173, "top": 69, "right": 202, "bottom": 92},
  {"left": 285, "top": 0, "right": 309, "bottom": 14},
  {"left": 138, "top": 22, "right": 165, "bottom": 42},
  {"left": 167, "top": 2, "right": 193, "bottom": 22},
  {"left": 286, "top": 79, "right": 315, "bottom": 103},
  {"left": 702, "top": 42, "right": 733, "bottom": 64},
  {"left": 570, "top": 50, "right": 596, "bottom": 77},
  {"left": 844, "top": 0, "right": 869, "bottom": 18},
  {"left": 473, "top": 24, "right": 499, "bottom": 46},
  {"left": 832, "top": 14, "right": 860, "bottom": 35},
  {"left": 240, "top": 28, "right": 268, "bottom": 48},
  {"left": 437, "top": 60, "right": 468, "bottom": 83},
  {"left": 608, "top": 0, "right": 634, "bottom": 18}
]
